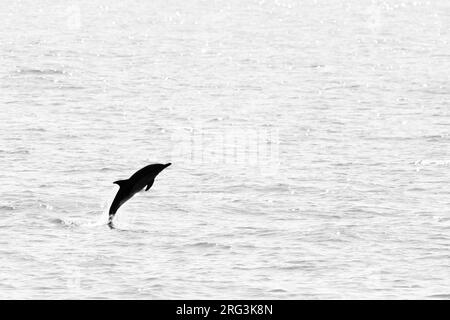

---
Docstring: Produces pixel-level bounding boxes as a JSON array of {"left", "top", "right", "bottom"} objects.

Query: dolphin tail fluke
[
  {"left": 108, "top": 202, "right": 118, "bottom": 229},
  {"left": 107, "top": 208, "right": 117, "bottom": 229},
  {"left": 107, "top": 218, "right": 114, "bottom": 229},
  {"left": 107, "top": 212, "right": 114, "bottom": 228}
]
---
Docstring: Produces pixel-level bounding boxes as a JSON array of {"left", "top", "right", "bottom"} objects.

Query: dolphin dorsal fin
[{"left": 113, "top": 179, "right": 129, "bottom": 188}]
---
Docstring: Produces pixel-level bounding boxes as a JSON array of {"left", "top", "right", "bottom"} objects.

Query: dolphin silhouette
[{"left": 108, "top": 163, "right": 171, "bottom": 228}]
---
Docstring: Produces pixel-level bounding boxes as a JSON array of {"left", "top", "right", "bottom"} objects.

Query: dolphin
[{"left": 108, "top": 163, "right": 171, "bottom": 228}]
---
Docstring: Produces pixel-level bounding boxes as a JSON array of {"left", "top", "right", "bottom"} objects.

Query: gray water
[{"left": 0, "top": 0, "right": 449, "bottom": 299}]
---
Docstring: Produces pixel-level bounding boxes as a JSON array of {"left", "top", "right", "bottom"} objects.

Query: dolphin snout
[{"left": 164, "top": 163, "right": 172, "bottom": 168}]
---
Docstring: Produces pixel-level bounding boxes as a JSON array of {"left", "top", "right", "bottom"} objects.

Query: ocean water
[{"left": 0, "top": 0, "right": 449, "bottom": 299}]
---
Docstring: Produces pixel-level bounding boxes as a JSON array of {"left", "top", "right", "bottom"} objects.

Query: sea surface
[{"left": 0, "top": 0, "right": 449, "bottom": 299}]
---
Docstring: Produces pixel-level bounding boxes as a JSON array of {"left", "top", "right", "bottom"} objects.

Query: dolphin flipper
[{"left": 145, "top": 180, "right": 154, "bottom": 191}]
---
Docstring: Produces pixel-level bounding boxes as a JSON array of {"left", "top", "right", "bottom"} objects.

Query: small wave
[
  {"left": 57, "top": 85, "right": 86, "bottom": 90},
  {"left": 256, "top": 229, "right": 280, "bottom": 237},
  {"left": 188, "top": 242, "right": 217, "bottom": 248},
  {"left": 269, "top": 288, "right": 287, "bottom": 293},
  {"left": 422, "top": 134, "right": 450, "bottom": 142},
  {"left": 207, "top": 117, "right": 228, "bottom": 122},
  {"left": 0, "top": 205, "right": 15, "bottom": 211},
  {"left": 38, "top": 202, "right": 53, "bottom": 210},
  {"left": 25, "top": 128, "right": 46, "bottom": 132},
  {"left": 16, "top": 68, "right": 65, "bottom": 75},
  {"left": 6, "top": 149, "right": 30, "bottom": 155},
  {"left": 51, "top": 216, "right": 107, "bottom": 228},
  {"left": 427, "top": 294, "right": 450, "bottom": 299},
  {"left": 51, "top": 218, "right": 78, "bottom": 227},
  {"left": 279, "top": 265, "right": 311, "bottom": 271},
  {"left": 308, "top": 64, "right": 325, "bottom": 69},
  {"left": 186, "top": 242, "right": 231, "bottom": 249}
]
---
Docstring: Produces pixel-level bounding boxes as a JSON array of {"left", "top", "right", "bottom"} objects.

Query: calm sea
[{"left": 0, "top": 0, "right": 449, "bottom": 299}]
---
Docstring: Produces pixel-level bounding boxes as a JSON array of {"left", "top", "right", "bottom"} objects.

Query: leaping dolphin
[{"left": 108, "top": 163, "right": 171, "bottom": 228}]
